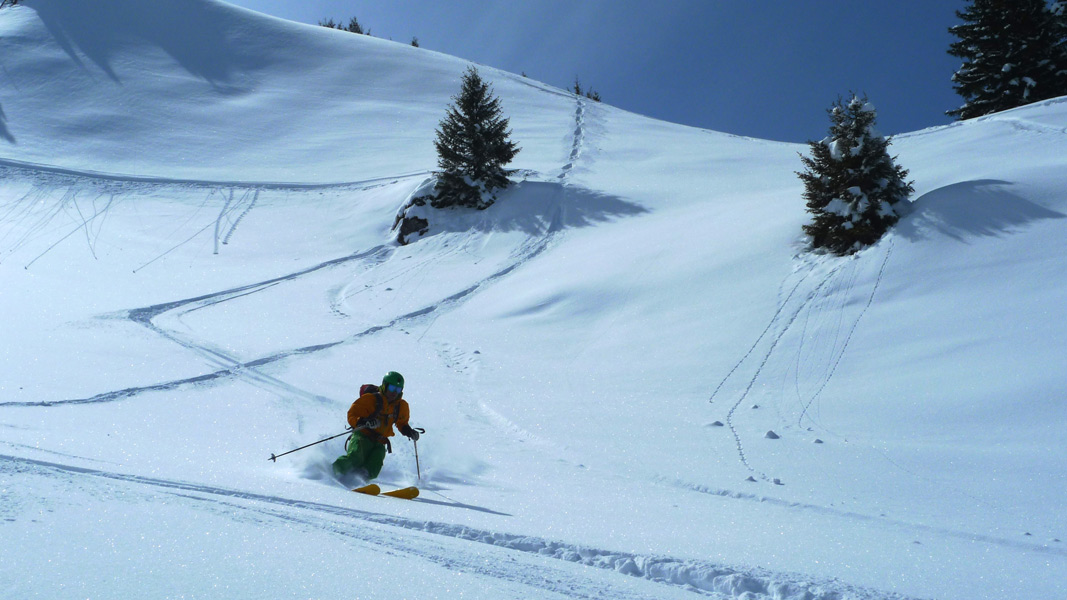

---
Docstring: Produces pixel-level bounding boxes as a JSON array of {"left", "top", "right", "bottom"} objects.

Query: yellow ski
[
  {"left": 352, "top": 483, "right": 381, "bottom": 495},
  {"left": 380, "top": 486, "right": 419, "bottom": 500}
]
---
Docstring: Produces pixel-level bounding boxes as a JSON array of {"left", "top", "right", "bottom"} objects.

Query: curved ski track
[{"left": 0, "top": 99, "right": 584, "bottom": 410}]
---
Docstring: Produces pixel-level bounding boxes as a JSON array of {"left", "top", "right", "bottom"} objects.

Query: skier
[{"left": 332, "top": 371, "right": 420, "bottom": 481}]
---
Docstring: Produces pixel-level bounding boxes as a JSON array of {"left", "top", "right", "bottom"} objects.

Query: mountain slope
[
  {"left": 0, "top": 0, "right": 574, "bottom": 181},
  {"left": 2, "top": 2, "right": 1066, "bottom": 599}
]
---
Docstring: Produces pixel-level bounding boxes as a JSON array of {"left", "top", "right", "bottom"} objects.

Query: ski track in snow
[
  {"left": 221, "top": 189, "right": 258, "bottom": 246},
  {"left": 709, "top": 239, "right": 898, "bottom": 485},
  {"left": 1, "top": 92, "right": 977, "bottom": 600},
  {"left": 663, "top": 477, "right": 1067, "bottom": 559},
  {"left": 709, "top": 258, "right": 843, "bottom": 483},
  {"left": 0, "top": 454, "right": 923, "bottom": 600},
  {"left": 704, "top": 237, "right": 1066, "bottom": 541},
  {"left": 428, "top": 94, "right": 588, "bottom": 463},
  {"left": 0, "top": 183, "right": 118, "bottom": 269},
  {"left": 0, "top": 100, "right": 577, "bottom": 409},
  {"left": 419, "top": 95, "right": 587, "bottom": 454},
  {"left": 701, "top": 237, "right": 1047, "bottom": 546},
  {"left": 559, "top": 97, "right": 585, "bottom": 182},
  {"left": 143, "top": 89, "right": 581, "bottom": 408},
  {"left": 0, "top": 245, "right": 387, "bottom": 408},
  {"left": 0, "top": 162, "right": 424, "bottom": 272},
  {"left": 796, "top": 240, "right": 893, "bottom": 428}
]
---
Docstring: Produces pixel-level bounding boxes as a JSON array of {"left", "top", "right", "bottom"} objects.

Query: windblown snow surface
[{"left": 1, "top": 1, "right": 1065, "bottom": 599}]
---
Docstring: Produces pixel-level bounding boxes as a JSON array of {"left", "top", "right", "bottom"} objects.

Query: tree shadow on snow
[
  {"left": 415, "top": 180, "right": 648, "bottom": 240},
  {"left": 895, "top": 179, "right": 1066, "bottom": 244},
  {"left": 27, "top": 1, "right": 260, "bottom": 91}
]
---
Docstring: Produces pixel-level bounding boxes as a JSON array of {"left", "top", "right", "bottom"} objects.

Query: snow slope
[{"left": 2, "top": 1, "right": 1066, "bottom": 599}]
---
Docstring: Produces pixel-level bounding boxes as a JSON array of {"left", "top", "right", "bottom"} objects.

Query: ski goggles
[{"left": 384, "top": 383, "right": 403, "bottom": 394}]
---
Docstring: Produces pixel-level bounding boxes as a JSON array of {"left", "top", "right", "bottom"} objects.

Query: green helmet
[{"left": 382, "top": 371, "right": 405, "bottom": 390}]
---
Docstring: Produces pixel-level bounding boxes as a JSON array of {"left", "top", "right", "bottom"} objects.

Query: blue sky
[{"left": 227, "top": 0, "right": 965, "bottom": 143}]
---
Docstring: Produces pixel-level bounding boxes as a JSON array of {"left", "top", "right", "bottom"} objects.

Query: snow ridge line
[
  {"left": 0, "top": 454, "right": 925, "bottom": 600},
  {"left": 894, "top": 96, "right": 1067, "bottom": 140},
  {"left": 0, "top": 159, "right": 430, "bottom": 191},
  {"left": 0, "top": 171, "right": 394, "bottom": 272}
]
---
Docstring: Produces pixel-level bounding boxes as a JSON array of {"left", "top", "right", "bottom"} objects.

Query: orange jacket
[{"left": 347, "top": 392, "right": 410, "bottom": 439}]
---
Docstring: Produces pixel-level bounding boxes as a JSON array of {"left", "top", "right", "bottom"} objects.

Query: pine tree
[
  {"left": 573, "top": 76, "right": 602, "bottom": 101},
  {"left": 1053, "top": 1, "right": 1067, "bottom": 92},
  {"left": 318, "top": 16, "right": 369, "bottom": 35},
  {"left": 948, "top": 0, "right": 1066, "bottom": 119},
  {"left": 798, "top": 95, "right": 914, "bottom": 256},
  {"left": 425, "top": 67, "right": 520, "bottom": 210}
]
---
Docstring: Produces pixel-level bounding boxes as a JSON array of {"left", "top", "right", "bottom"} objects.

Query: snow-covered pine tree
[
  {"left": 425, "top": 67, "right": 520, "bottom": 210},
  {"left": 1053, "top": 1, "right": 1067, "bottom": 92},
  {"left": 798, "top": 95, "right": 914, "bottom": 256},
  {"left": 947, "top": 0, "right": 1066, "bottom": 120}
]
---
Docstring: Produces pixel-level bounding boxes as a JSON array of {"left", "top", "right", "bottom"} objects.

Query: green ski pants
[{"left": 332, "top": 433, "right": 387, "bottom": 480}]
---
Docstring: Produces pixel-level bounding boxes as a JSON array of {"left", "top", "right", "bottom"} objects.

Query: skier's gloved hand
[
  {"left": 400, "top": 424, "right": 420, "bottom": 441},
  {"left": 357, "top": 417, "right": 380, "bottom": 430}
]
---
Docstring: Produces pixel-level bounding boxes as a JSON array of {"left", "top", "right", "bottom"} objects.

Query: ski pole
[
  {"left": 414, "top": 439, "right": 421, "bottom": 480},
  {"left": 269, "top": 428, "right": 352, "bottom": 462},
  {"left": 412, "top": 428, "right": 426, "bottom": 480}
]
